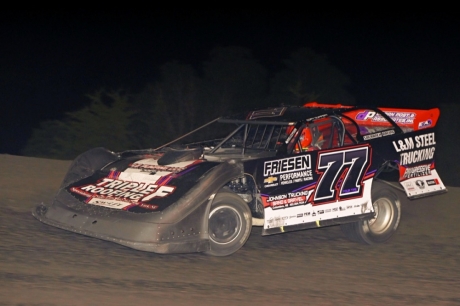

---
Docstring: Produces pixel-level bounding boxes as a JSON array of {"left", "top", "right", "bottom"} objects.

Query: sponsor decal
[
  {"left": 404, "top": 181, "right": 416, "bottom": 192},
  {"left": 306, "top": 114, "right": 328, "bottom": 122},
  {"left": 402, "top": 164, "right": 431, "bottom": 179},
  {"left": 362, "top": 129, "right": 395, "bottom": 140},
  {"left": 86, "top": 198, "right": 131, "bottom": 209},
  {"left": 138, "top": 203, "right": 159, "bottom": 210},
  {"left": 355, "top": 111, "right": 416, "bottom": 124},
  {"left": 264, "top": 176, "right": 278, "bottom": 184},
  {"left": 248, "top": 107, "right": 286, "bottom": 120},
  {"left": 418, "top": 119, "right": 432, "bottom": 129},
  {"left": 263, "top": 155, "right": 313, "bottom": 187},
  {"left": 70, "top": 178, "right": 175, "bottom": 209},
  {"left": 363, "top": 133, "right": 381, "bottom": 140},
  {"left": 263, "top": 176, "right": 279, "bottom": 187},
  {"left": 415, "top": 180, "right": 425, "bottom": 189},
  {"left": 426, "top": 179, "right": 439, "bottom": 186},
  {"left": 392, "top": 133, "right": 436, "bottom": 166},
  {"left": 129, "top": 162, "right": 187, "bottom": 173},
  {"left": 400, "top": 169, "right": 446, "bottom": 197},
  {"left": 264, "top": 155, "right": 311, "bottom": 176},
  {"left": 279, "top": 171, "right": 313, "bottom": 185},
  {"left": 356, "top": 110, "right": 416, "bottom": 124},
  {"left": 264, "top": 190, "right": 313, "bottom": 209}
]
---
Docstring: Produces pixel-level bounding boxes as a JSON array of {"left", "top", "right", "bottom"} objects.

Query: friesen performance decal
[
  {"left": 393, "top": 132, "right": 436, "bottom": 166},
  {"left": 263, "top": 155, "right": 313, "bottom": 187},
  {"left": 264, "top": 155, "right": 311, "bottom": 176}
]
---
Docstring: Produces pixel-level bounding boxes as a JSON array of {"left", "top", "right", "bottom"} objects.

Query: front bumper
[
  {"left": 32, "top": 160, "right": 244, "bottom": 254},
  {"left": 32, "top": 190, "right": 209, "bottom": 254}
]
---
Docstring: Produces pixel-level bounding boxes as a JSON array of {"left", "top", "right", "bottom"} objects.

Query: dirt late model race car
[{"left": 33, "top": 102, "right": 447, "bottom": 256}]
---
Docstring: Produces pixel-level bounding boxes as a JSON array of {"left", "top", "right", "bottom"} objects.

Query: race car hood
[{"left": 64, "top": 150, "right": 221, "bottom": 213}]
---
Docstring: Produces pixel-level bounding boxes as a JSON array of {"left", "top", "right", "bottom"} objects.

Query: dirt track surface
[{"left": 1, "top": 154, "right": 459, "bottom": 305}]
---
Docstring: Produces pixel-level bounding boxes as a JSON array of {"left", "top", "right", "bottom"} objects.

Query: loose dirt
[{"left": 1, "top": 154, "right": 459, "bottom": 305}]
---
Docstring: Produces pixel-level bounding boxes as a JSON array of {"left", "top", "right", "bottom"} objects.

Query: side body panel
[
  {"left": 245, "top": 144, "right": 375, "bottom": 235},
  {"left": 348, "top": 106, "right": 447, "bottom": 199},
  {"left": 365, "top": 128, "right": 447, "bottom": 199}
]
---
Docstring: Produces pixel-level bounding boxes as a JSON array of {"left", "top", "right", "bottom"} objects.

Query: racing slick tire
[
  {"left": 205, "top": 192, "right": 252, "bottom": 256},
  {"left": 340, "top": 182, "right": 401, "bottom": 244}
]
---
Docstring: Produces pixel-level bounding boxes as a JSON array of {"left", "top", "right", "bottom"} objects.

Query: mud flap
[{"left": 399, "top": 168, "right": 447, "bottom": 199}]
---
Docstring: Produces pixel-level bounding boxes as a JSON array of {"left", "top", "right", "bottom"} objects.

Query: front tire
[
  {"left": 341, "top": 182, "right": 401, "bottom": 244},
  {"left": 205, "top": 192, "right": 252, "bottom": 256},
  {"left": 60, "top": 147, "right": 118, "bottom": 188}
]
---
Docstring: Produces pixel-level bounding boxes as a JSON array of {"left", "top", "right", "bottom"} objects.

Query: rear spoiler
[{"left": 303, "top": 102, "right": 440, "bottom": 131}]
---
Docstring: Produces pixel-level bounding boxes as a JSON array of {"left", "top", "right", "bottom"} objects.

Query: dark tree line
[{"left": 23, "top": 46, "right": 354, "bottom": 159}]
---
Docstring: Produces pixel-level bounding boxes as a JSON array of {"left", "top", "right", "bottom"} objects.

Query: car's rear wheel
[
  {"left": 205, "top": 192, "right": 252, "bottom": 256},
  {"left": 341, "top": 182, "right": 401, "bottom": 244}
]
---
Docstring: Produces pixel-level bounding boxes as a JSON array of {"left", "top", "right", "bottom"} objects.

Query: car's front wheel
[
  {"left": 205, "top": 192, "right": 252, "bottom": 256},
  {"left": 341, "top": 182, "right": 401, "bottom": 244}
]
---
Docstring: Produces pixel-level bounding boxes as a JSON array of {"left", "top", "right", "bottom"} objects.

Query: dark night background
[{"left": 1, "top": 11, "right": 459, "bottom": 174}]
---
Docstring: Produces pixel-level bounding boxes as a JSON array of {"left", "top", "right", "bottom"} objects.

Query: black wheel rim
[{"left": 209, "top": 205, "right": 242, "bottom": 244}]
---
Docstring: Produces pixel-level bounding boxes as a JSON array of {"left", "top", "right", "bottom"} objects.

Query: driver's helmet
[
  {"left": 299, "top": 128, "right": 313, "bottom": 150},
  {"left": 299, "top": 127, "right": 324, "bottom": 151}
]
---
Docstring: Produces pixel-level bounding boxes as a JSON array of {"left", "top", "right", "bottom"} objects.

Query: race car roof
[{"left": 220, "top": 104, "right": 353, "bottom": 125}]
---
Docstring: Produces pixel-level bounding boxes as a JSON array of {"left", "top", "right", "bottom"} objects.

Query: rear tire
[
  {"left": 341, "top": 182, "right": 401, "bottom": 244},
  {"left": 205, "top": 192, "right": 252, "bottom": 256}
]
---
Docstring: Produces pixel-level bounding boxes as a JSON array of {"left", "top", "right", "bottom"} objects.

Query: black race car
[{"left": 33, "top": 102, "right": 447, "bottom": 256}]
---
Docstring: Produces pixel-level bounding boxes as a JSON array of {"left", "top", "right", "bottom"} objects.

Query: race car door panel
[{"left": 258, "top": 144, "right": 375, "bottom": 234}]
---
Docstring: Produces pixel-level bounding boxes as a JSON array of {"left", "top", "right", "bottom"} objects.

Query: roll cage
[{"left": 151, "top": 105, "right": 406, "bottom": 160}]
